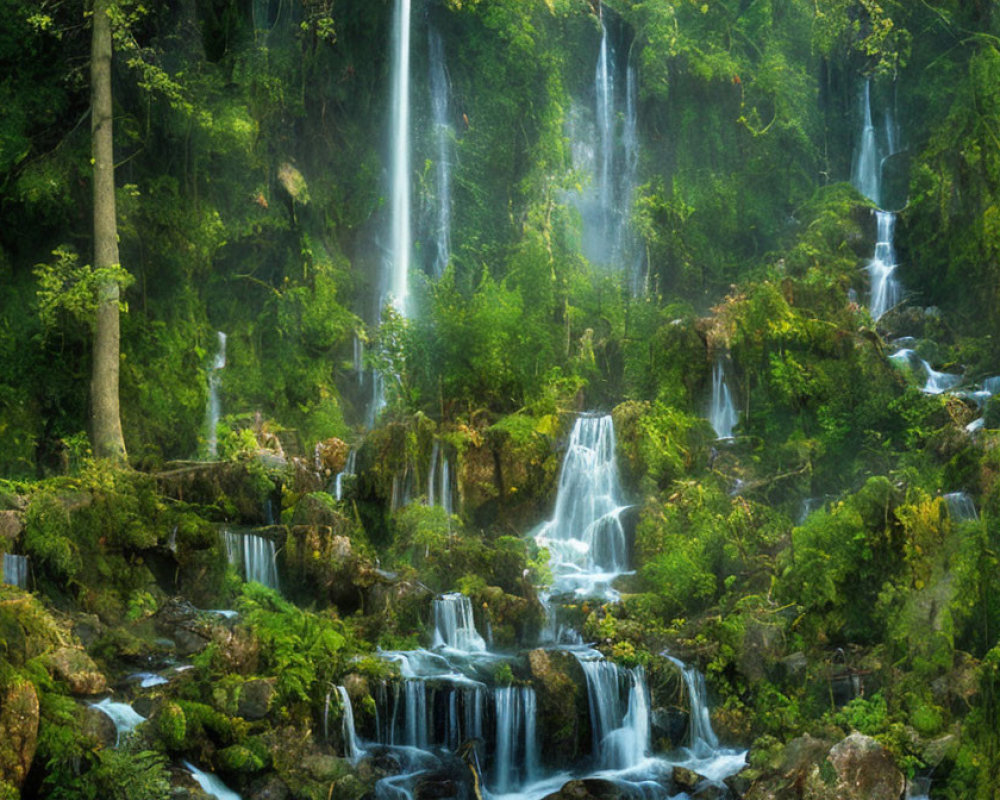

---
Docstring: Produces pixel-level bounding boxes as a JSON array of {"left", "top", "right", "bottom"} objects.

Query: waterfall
[
  {"left": 666, "top": 657, "right": 719, "bottom": 755},
  {"left": 387, "top": 0, "right": 412, "bottom": 316},
  {"left": 2, "top": 554, "right": 28, "bottom": 588},
  {"left": 533, "top": 415, "right": 629, "bottom": 598},
  {"left": 425, "top": 441, "right": 453, "bottom": 513},
  {"left": 852, "top": 80, "right": 902, "bottom": 322},
  {"left": 335, "top": 449, "right": 357, "bottom": 501},
  {"left": 595, "top": 20, "right": 614, "bottom": 233},
  {"left": 441, "top": 454, "right": 452, "bottom": 516},
  {"left": 619, "top": 61, "right": 643, "bottom": 295},
  {"left": 204, "top": 331, "right": 227, "bottom": 458},
  {"left": 492, "top": 687, "right": 540, "bottom": 793},
  {"left": 867, "top": 211, "right": 901, "bottom": 321},
  {"left": 428, "top": 27, "right": 453, "bottom": 276},
  {"left": 184, "top": 761, "right": 242, "bottom": 800},
  {"left": 337, "top": 686, "right": 364, "bottom": 763},
  {"left": 575, "top": 650, "right": 650, "bottom": 770},
  {"left": 91, "top": 698, "right": 145, "bottom": 747},
  {"left": 945, "top": 492, "right": 978, "bottom": 522},
  {"left": 432, "top": 593, "right": 487, "bottom": 652},
  {"left": 920, "top": 359, "right": 961, "bottom": 395},
  {"left": 223, "top": 530, "right": 279, "bottom": 590},
  {"left": 427, "top": 440, "right": 439, "bottom": 508},
  {"left": 709, "top": 360, "right": 738, "bottom": 440}
]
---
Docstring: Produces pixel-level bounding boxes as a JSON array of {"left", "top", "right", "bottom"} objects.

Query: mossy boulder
[
  {"left": 542, "top": 778, "right": 631, "bottom": 800},
  {"left": 46, "top": 647, "right": 107, "bottom": 695},
  {"left": 528, "top": 648, "right": 586, "bottom": 765},
  {"left": 237, "top": 679, "right": 276, "bottom": 721},
  {"left": 284, "top": 522, "right": 371, "bottom": 612},
  {"left": 0, "top": 679, "right": 39, "bottom": 791}
]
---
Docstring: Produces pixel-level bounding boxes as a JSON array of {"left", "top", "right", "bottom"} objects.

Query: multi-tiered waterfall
[
  {"left": 853, "top": 80, "right": 901, "bottom": 321},
  {"left": 358, "top": 414, "right": 744, "bottom": 799},
  {"left": 533, "top": 414, "right": 629, "bottom": 599}
]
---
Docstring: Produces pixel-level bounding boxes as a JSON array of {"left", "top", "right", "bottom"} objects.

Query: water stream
[
  {"left": 708, "top": 359, "right": 738, "bottom": 440},
  {"left": 184, "top": 761, "right": 242, "bottom": 800},
  {"left": 91, "top": 698, "right": 145, "bottom": 747},
  {"left": 223, "top": 529, "right": 279, "bottom": 590},
  {"left": 2, "top": 553, "right": 28, "bottom": 588},
  {"left": 204, "top": 331, "right": 227, "bottom": 458},
  {"left": 387, "top": 0, "right": 412, "bottom": 316},
  {"left": 428, "top": 26, "right": 453, "bottom": 277}
]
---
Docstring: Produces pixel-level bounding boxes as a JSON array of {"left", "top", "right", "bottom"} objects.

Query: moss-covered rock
[
  {"left": 0, "top": 679, "right": 39, "bottom": 791},
  {"left": 46, "top": 647, "right": 107, "bottom": 695},
  {"left": 528, "top": 648, "right": 586, "bottom": 766}
]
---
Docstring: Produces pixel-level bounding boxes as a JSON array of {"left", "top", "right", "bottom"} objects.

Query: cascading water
[
  {"left": 337, "top": 686, "right": 364, "bottom": 763},
  {"left": 2, "top": 554, "right": 28, "bottom": 588},
  {"left": 425, "top": 440, "right": 453, "bottom": 514},
  {"left": 223, "top": 529, "right": 279, "bottom": 590},
  {"left": 945, "top": 491, "right": 978, "bottom": 523},
  {"left": 708, "top": 360, "right": 738, "bottom": 440},
  {"left": 91, "top": 698, "right": 145, "bottom": 747},
  {"left": 204, "top": 331, "right": 227, "bottom": 458},
  {"left": 387, "top": 0, "right": 412, "bottom": 315},
  {"left": 184, "top": 761, "right": 242, "bottom": 800},
  {"left": 568, "top": 7, "right": 641, "bottom": 290},
  {"left": 428, "top": 27, "right": 453, "bottom": 277},
  {"left": 533, "top": 414, "right": 629, "bottom": 598},
  {"left": 853, "top": 80, "right": 902, "bottom": 322},
  {"left": 492, "top": 686, "right": 540, "bottom": 793},
  {"left": 432, "top": 592, "right": 486, "bottom": 652},
  {"left": 575, "top": 650, "right": 650, "bottom": 770},
  {"left": 335, "top": 448, "right": 357, "bottom": 501}
]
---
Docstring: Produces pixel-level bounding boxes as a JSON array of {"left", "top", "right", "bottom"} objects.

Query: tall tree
[{"left": 90, "top": 0, "right": 127, "bottom": 462}]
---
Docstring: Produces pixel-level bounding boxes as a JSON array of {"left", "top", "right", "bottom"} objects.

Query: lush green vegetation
[{"left": 5, "top": 0, "right": 1000, "bottom": 798}]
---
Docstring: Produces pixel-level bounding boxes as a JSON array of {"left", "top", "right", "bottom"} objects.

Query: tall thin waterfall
[
  {"left": 432, "top": 593, "right": 486, "bottom": 652},
  {"left": 3, "top": 554, "right": 28, "bottom": 588},
  {"left": 387, "top": 0, "right": 412, "bottom": 315},
  {"left": 569, "top": 8, "right": 641, "bottom": 290},
  {"left": 492, "top": 687, "right": 540, "bottom": 793},
  {"left": 852, "top": 80, "right": 902, "bottom": 321},
  {"left": 945, "top": 492, "right": 978, "bottom": 523},
  {"left": 337, "top": 686, "right": 364, "bottom": 763},
  {"left": 709, "top": 360, "right": 738, "bottom": 440},
  {"left": 223, "top": 530, "right": 279, "bottom": 590},
  {"left": 428, "top": 27, "right": 452, "bottom": 277},
  {"left": 425, "top": 441, "right": 453, "bottom": 513},
  {"left": 204, "top": 331, "right": 227, "bottom": 458},
  {"left": 666, "top": 656, "right": 719, "bottom": 754},
  {"left": 533, "top": 415, "right": 629, "bottom": 597},
  {"left": 575, "top": 650, "right": 650, "bottom": 770},
  {"left": 335, "top": 449, "right": 357, "bottom": 501}
]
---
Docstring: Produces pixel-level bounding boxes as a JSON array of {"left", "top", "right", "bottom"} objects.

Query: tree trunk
[{"left": 90, "top": 0, "right": 127, "bottom": 462}]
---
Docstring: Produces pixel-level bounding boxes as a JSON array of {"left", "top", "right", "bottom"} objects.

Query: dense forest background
[{"left": 5, "top": 0, "right": 1000, "bottom": 798}]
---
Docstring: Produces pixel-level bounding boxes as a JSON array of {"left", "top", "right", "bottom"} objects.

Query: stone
[
  {"left": 0, "top": 511, "right": 22, "bottom": 545},
  {"left": 174, "top": 627, "right": 211, "bottom": 657},
  {"left": 542, "top": 778, "right": 629, "bottom": 800},
  {"left": 47, "top": 647, "right": 107, "bottom": 695},
  {"left": 81, "top": 705, "right": 117, "bottom": 748},
  {"left": 0, "top": 680, "right": 39, "bottom": 790},
  {"left": 672, "top": 766, "right": 702, "bottom": 792},
  {"left": 291, "top": 494, "right": 344, "bottom": 527},
  {"left": 248, "top": 775, "right": 291, "bottom": 800},
  {"left": 315, "top": 438, "right": 349, "bottom": 475},
  {"left": 528, "top": 648, "right": 584, "bottom": 764},
  {"left": 651, "top": 707, "right": 689, "bottom": 748},
  {"left": 822, "top": 732, "right": 904, "bottom": 800},
  {"left": 239, "top": 678, "right": 276, "bottom": 720}
]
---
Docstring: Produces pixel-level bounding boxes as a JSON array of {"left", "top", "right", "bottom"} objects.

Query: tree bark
[{"left": 90, "top": 0, "right": 127, "bottom": 462}]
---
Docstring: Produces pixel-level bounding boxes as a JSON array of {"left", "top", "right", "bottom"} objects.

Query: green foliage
[
  {"left": 34, "top": 246, "right": 134, "bottom": 332},
  {"left": 22, "top": 490, "right": 79, "bottom": 584}
]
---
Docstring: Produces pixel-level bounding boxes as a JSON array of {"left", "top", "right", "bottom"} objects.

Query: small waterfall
[
  {"left": 223, "top": 530, "right": 279, "bottom": 590},
  {"left": 2, "top": 554, "right": 28, "bottom": 588},
  {"left": 337, "top": 686, "right": 364, "bottom": 763},
  {"left": 387, "top": 0, "right": 412, "bottom": 315},
  {"left": 665, "top": 656, "right": 719, "bottom": 755},
  {"left": 425, "top": 441, "right": 453, "bottom": 513},
  {"left": 920, "top": 360, "right": 961, "bottom": 395},
  {"left": 375, "top": 673, "right": 488, "bottom": 751},
  {"left": 440, "top": 454, "right": 452, "bottom": 516},
  {"left": 335, "top": 448, "right": 357, "bottom": 501},
  {"left": 427, "top": 440, "right": 439, "bottom": 508},
  {"left": 204, "top": 331, "right": 227, "bottom": 458},
  {"left": 428, "top": 27, "right": 453, "bottom": 277},
  {"left": 432, "top": 593, "right": 486, "bottom": 652},
  {"left": 91, "top": 698, "right": 145, "bottom": 747},
  {"left": 533, "top": 414, "right": 629, "bottom": 598},
  {"left": 852, "top": 80, "right": 903, "bottom": 321},
  {"left": 575, "top": 651, "right": 650, "bottom": 770},
  {"left": 184, "top": 761, "right": 242, "bottom": 800},
  {"left": 709, "top": 360, "right": 738, "bottom": 440},
  {"left": 492, "top": 686, "right": 540, "bottom": 793},
  {"left": 945, "top": 492, "right": 978, "bottom": 523},
  {"left": 868, "top": 211, "right": 901, "bottom": 321}
]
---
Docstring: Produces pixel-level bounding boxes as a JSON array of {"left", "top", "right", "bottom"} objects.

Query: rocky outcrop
[
  {"left": 745, "top": 732, "right": 904, "bottom": 800},
  {"left": 239, "top": 678, "right": 276, "bottom": 721},
  {"left": 284, "top": 519, "right": 372, "bottom": 613},
  {"left": 542, "top": 778, "right": 630, "bottom": 800},
  {"left": 46, "top": 647, "right": 107, "bottom": 695},
  {"left": 528, "top": 648, "right": 586, "bottom": 765}
]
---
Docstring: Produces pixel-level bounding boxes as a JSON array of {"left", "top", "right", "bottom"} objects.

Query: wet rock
[
  {"left": 239, "top": 678, "right": 276, "bottom": 720},
  {"left": 744, "top": 735, "right": 832, "bottom": 800},
  {"left": 672, "top": 766, "right": 702, "bottom": 792},
  {"left": 81, "top": 704, "right": 118, "bottom": 748},
  {"left": 822, "top": 732, "right": 904, "bottom": 800},
  {"left": 724, "top": 769, "right": 753, "bottom": 797},
  {"left": 0, "top": 679, "right": 39, "bottom": 790},
  {"left": 315, "top": 438, "right": 349, "bottom": 475},
  {"left": 175, "top": 627, "right": 211, "bottom": 657},
  {"left": 47, "top": 647, "right": 107, "bottom": 695},
  {"left": 528, "top": 648, "right": 585, "bottom": 764},
  {"left": 286, "top": 523, "right": 371, "bottom": 612},
  {"left": 651, "top": 707, "right": 689, "bottom": 748},
  {"left": 248, "top": 774, "right": 291, "bottom": 800},
  {"left": 542, "top": 778, "right": 629, "bottom": 800}
]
